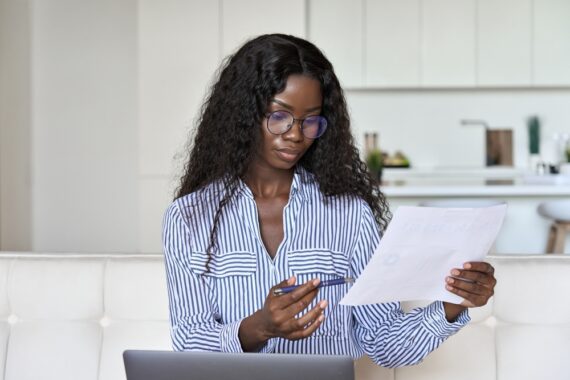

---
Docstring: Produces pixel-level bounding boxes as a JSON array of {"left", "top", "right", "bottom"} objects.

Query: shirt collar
[{"left": 291, "top": 165, "right": 312, "bottom": 203}]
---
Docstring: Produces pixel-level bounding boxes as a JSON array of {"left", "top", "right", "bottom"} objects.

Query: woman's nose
[{"left": 282, "top": 119, "right": 304, "bottom": 142}]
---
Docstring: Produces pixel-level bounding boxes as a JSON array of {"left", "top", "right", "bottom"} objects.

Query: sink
[{"left": 522, "top": 174, "right": 570, "bottom": 185}]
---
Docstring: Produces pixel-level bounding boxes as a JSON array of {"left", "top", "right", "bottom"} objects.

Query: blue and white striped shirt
[{"left": 163, "top": 166, "right": 470, "bottom": 367}]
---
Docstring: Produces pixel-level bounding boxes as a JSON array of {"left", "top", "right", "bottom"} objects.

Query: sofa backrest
[
  {"left": 0, "top": 253, "right": 569, "bottom": 380},
  {"left": 0, "top": 254, "right": 171, "bottom": 380}
]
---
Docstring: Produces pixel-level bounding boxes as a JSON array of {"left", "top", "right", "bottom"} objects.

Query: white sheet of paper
[{"left": 340, "top": 204, "right": 507, "bottom": 305}]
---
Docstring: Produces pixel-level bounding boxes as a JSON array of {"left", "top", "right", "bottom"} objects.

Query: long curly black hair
[{"left": 176, "top": 34, "right": 390, "bottom": 255}]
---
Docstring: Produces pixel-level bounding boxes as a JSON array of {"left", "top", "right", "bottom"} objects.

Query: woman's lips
[{"left": 275, "top": 149, "right": 300, "bottom": 162}]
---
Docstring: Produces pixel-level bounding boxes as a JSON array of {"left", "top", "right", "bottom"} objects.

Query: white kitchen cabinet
[
  {"left": 533, "top": 0, "right": 570, "bottom": 86},
  {"left": 222, "top": 0, "right": 306, "bottom": 57},
  {"left": 139, "top": 177, "right": 175, "bottom": 253},
  {"left": 32, "top": 0, "right": 139, "bottom": 252},
  {"left": 139, "top": 0, "right": 219, "bottom": 177},
  {"left": 365, "top": 0, "right": 421, "bottom": 87},
  {"left": 477, "top": 0, "right": 532, "bottom": 86},
  {"left": 421, "top": 0, "right": 476, "bottom": 87},
  {"left": 0, "top": 0, "right": 32, "bottom": 250},
  {"left": 138, "top": 0, "right": 221, "bottom": 252},
  {"left": 309, "top": 0, "right": 363, "bottom": 87}
]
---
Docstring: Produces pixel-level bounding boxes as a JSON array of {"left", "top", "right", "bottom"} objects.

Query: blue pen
[{"left": 273, "top": 277, "right": 354, "bottom": 296}]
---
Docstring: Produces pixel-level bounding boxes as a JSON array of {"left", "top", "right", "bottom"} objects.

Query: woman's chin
[{"left": 274, "top": 162, "right": 297, "bottom": 171}]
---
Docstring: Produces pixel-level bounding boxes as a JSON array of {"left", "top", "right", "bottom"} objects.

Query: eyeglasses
[{"left": 265, "top": 110, "right": 328, "bottom": 139}]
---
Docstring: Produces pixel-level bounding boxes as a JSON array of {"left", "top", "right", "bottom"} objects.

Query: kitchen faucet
[{"left": 460, "top": 119, "right": 513, "bottom": 166}]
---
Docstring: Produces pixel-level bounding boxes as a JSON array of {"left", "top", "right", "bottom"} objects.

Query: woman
[{"left": 163, "top": 34, "right": 496, "bottom": 367}]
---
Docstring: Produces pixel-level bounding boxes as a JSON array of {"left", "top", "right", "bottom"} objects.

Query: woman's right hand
[{"left": 238, "top": 276, "right": 328, "bottom": 352}]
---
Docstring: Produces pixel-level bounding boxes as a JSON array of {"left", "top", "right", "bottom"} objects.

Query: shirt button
[{"left": 403, "top": 336, "right": 414, "bottom": 348}]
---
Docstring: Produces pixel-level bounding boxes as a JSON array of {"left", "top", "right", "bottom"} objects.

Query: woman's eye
[
  {"left": 270, "top": 111, "right": 289, "bottom": 121},
  {"left": 303, "top": 116, "right": 319, "bottom": 126}
]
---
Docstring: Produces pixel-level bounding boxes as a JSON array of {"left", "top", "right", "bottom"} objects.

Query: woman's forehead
[{"left": 271, "top": 75, "right": 322, "bottom": 112}]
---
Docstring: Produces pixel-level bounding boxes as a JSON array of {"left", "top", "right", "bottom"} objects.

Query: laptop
[{"left": 123, "top": 350, "right": 354, "bottom": 380}]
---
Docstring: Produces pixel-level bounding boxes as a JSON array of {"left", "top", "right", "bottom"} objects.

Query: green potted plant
[{"left": 366, "top": 148, "right": 383, "bottom": 181}]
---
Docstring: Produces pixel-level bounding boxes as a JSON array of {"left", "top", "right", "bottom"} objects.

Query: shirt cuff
[
  {"left": 219, "top": 319, "right": 245, "bottom": 353},
  {"left": 258, "top": 338, "right": 276, "bottom": 353},
  {"left": 421, "top": 301, "right": 470, "bottom": 338},
  {"left": 219, "top": 318, "right": 276, "bottom": 353}
]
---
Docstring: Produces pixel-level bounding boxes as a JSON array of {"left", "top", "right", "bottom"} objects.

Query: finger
[
  {"left": 285, "top": 300, "right": 328, "bottom": 333},
  {"left": 282, "top": 285, "right": 320, "bottom": 318},
  {"left": 446, "top": 276, "right": 493, "bottom": 297},
  {"left": 278, "top": 278, "right": 321, "bottom": 308},
  {"left": 286, "top": 312, "right": 326, "bottom": 340},
  {"left": 270, "top": 276, "right": 296, "bottom": 293},
  {"left": 463, "top": 262, "right": 494, "bottom": 274},
  {"left": 269, "top": 276, "right": 299, "bottom": 307},
  {"left": 446, "top": 284, "right": 489, "bottom": 307},
  {"left": 450, "top": 268, "right": 496, "bottom": 286}
]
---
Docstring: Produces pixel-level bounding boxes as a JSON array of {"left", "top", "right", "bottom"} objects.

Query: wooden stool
[
  {"left": 538, "top": 200, "right": 570, "bottom": 254},
  {"left": 545, "top": 221, "right": 570, "bottom": 254}
]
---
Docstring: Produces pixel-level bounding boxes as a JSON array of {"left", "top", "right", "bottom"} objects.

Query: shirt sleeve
[
  {"left": 350, "top": 202, "right": 470, "bottom": 368},
  {"left": 163, "top": 201, "right": 245, "bottom": 353}
]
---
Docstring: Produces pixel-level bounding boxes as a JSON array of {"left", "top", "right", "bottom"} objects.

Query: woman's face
[{"left": 255, "top": 74, "right": 323, "bottom": 171}]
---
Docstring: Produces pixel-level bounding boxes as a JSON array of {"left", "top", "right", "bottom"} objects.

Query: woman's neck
[{"left": 244, "top": 162, "right": 295, "bottom": 199}]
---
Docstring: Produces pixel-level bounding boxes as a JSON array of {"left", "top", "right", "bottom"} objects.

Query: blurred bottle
[
  {"left": 527, "top": 116, "right": 541, "bottom": 173},
  {"left": 553, "top": 132, "right": 570, "bottom": 166},
  {"left": 560, "top": 136, "right": 570, "bottom": 175},
  {"left": 364, "top": 132, "right": 382, "bottom": 181},
  {"left": 562, "top": 133, "right": 570, "bottom": 163}
]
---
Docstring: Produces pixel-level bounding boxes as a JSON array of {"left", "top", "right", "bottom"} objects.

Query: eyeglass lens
[{"left": 267, "top": 110, "right": 327, "bottom": 139}]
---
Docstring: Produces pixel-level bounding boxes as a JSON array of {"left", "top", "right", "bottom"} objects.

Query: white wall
[
  {"left": 27, "top": 0, "right": 139, "bottom": 252},
  {"left": 0, "top": 0, "right": 32, "bottom": 250},
  {"left": 1, "top": 0, "right": 569, "bottom": 254},
  {"left": 137, "top": 0, "right": 222, "bottom": 253},
  {"left": 0, "top": 0, "right": 307, "bottom": 253},
  {"left": 137, "top": 0, "right": 306, "bottom": 253},
  {"left": 347, "top": 89, "right": 570, "bottom": 169}
]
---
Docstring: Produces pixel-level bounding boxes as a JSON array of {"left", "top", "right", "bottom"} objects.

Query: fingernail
[
  {"left": 318, "top": 315, "right": 325, "bottom": 322},
  {"left": 446, "top": 277, "right": 454, "bottom": 284},
  {"left": 319, "top": 300, "right": 328, "bottom": 309},
  {"left": 451, "top": 269, "right": 460, "bottom": 276},
  {"left": 312, "top": 278, "right": 320, "bottom": 286},
  {"left": 464, "top": 263, "right": 472, "bottom": 269},
  {"left": 446, "top": 285, "right": 453, "bottom": 290},
  {"left": 288, "top": 276, "right": 295, "bottom": 285}
]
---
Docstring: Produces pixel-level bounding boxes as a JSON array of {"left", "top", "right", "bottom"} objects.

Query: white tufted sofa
[{"left": 0, "top": 253, "right": 569, "bottom": 380}]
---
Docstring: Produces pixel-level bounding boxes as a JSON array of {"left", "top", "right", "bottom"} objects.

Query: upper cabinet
[
  {"left": 365, "top": 0, "right": 421, "bottom": 87},
  {"left": 138, "top": 0, "right": 220, "bottom": 177},
  {"left": 533, "top": 0, "right": 570, "bottom": 86},
  {"left": 309, "top": 0, "right": 364, "bottom": 87},
  {"left": 222, "top": 0, "right": 306, "bottom": 57},
  {"left": 421, "top": 0, "right": 476, "bottom": 87},
  {"left": 477, "top": 0, "right": 532, "bottom": 86},
  {"left": 311, "top": 0, "right": 570, "bottom": 89}
]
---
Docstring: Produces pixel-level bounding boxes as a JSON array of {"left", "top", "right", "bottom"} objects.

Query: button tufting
[
  {"left": 483, "top": 316, "right": 498, "bottom": 328},
  {"left": 7, "top": 314, "right": 18, "bottom": 324},
  {"left": 99, "top": 316, "right": 110, "bottom": 327}
]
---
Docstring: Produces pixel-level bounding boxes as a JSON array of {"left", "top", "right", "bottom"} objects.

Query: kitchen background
[{"left": 1, "top": 0, "right": 569, "bottom": 254}]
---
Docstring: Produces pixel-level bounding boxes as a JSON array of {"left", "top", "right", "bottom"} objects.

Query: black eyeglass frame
[{"left": 264, "top": 110, "right": 328, "bottom": 139}]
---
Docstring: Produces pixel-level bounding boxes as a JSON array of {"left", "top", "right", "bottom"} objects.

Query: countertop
[{"left": 380, "top": 168, "right": 570, "bottom": 197}]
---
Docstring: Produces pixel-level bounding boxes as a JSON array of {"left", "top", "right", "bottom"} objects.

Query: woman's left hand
[
  {"left": 442, "top": 261, "right": 496, "bottom": 321},
  {"left": 446, "top": 261, "right": 496, "bottom": 307}
]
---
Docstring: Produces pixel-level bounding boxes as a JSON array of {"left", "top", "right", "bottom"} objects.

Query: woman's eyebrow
[{"left": 271, "top": 98, "right": 321, "bottom": 113}]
